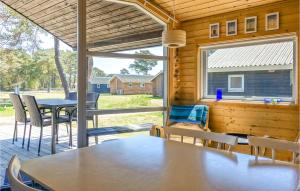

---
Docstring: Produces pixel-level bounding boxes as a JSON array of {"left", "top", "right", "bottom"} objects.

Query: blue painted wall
[
  {"left": 207, "top": 70, "right": 293, "bottom": 97},
  {"left": 91, "top": 84, "right": 110, "bottom": 93}
]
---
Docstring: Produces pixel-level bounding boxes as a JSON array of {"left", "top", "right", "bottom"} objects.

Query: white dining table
[{"left": 21, "top": 136, "right": 299, "bottom": 191}]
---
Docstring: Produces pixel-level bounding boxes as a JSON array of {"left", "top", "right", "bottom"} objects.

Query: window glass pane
[
  {"left": 204, "top": 39, "right": 294, "bottom": 100},
  {"left": 230, "top": 77, "right": 242, "bottom": 88}
]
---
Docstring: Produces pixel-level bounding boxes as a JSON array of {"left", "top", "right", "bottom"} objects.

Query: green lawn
[{"left": 0, "top": 91, "right": 163, "bottom": 126}]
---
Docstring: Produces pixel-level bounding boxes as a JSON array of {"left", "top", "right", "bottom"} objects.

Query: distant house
[
  {"left": 110, "top": 74, "right": 153, "bottom": 95},
  {"left": 207, "top": 41, "right": 293, "bottom": 97},
  {"left": 151, "top": 71, "right": 163, "bottom": 97},
  {"left": 91, "top": 77, "right": 111, "bottom": 93}
]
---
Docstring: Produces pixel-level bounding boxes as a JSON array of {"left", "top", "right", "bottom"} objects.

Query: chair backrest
[
  {"left": 9, "top": 93, "right": 27, "bottom": 123},
  {"left": 8, "top": 155, "right": 39, "bottom": 191},
  {"left": 168, "top": 105, "right": 209, "bottom": 128},
  {"left": 68, "top": 92, "right": 77, "bottom": 100},
  {"left": 86, "top": 92, "right": 100, "bottom": 109},
  {"left": 164, "top": 127, "right": 238, "bottom": 151},
  {"left": 248, "top": 136, "right": 300, "bottom": 163},
  {"left": 67, "top": 92, "right": 99, "bottom": 108},
  {"left": 22, "top": 95, "right": 42, "bottom": 127}
]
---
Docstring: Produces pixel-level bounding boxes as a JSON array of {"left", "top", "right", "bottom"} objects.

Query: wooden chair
[
  {"left": 8, "top": 155, "right": 40, "bottom": 191},
  {"left": 248, "top": 136, "right": 300, "bottom": 163},
  {"left": 9, "top": 93, "right": 29, "bottom": 148},
  {"left": 164, "top": 127, "right": 238, "bottom": 151}
]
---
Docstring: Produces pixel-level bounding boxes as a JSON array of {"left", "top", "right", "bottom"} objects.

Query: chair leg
[
  {"left": 56, "top": 125, "right": 59, "bottom": 144},
  {"left": 12, "top": 121, "right": 17, "bottom": 144},
  {"left": 69, "top": 122, "right": 72, "bottom": 147},
  {"left": 92, "top": 119, "right": 99, "bottom": 144},
  {"left": 38, "top": 127, "right": 43, "bottom": 156},
  {"left": 22, "top": 122, "right": 27, "bottom": 148},
  {"left": 27, "top": 125, "right": 32, "bottom": 151}
]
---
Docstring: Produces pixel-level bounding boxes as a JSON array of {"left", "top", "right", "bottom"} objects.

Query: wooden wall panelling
[{"left": 172, "top": 0, "right": 300, "bottom": 146}]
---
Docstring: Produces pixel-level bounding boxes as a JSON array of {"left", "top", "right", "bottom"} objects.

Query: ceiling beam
[
  {"left": 87, "top": 51, "right": 167, "bottom": 60},
  {"left": 86, "top": 30, "right": 163, "bottom": 49},
  {"left": 106, "top": 0, "right": 177, "bottom": 25}
]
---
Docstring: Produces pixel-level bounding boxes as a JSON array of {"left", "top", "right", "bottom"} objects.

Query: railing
[{"left": 87, "top": 106, "right": 166, "bottom": 116}]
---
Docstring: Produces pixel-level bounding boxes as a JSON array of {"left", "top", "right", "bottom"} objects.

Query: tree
[
  {"left": 92, "top": 68, "right": 106, "bottom": 77},
  {"left": 120, "top": 68, "right": 129, "bottom": 75},
  {"left": 0, "top": 5, "right": 42, "bottom": 52},
  {"left": 129, "top": 50, "right": 157, "bottom": 75},
  {"left": 61, "top": 50, "right": 77, "bottom": 89},
  {"left": 54, "top": 37, "right": 69, "bottom": 98}
]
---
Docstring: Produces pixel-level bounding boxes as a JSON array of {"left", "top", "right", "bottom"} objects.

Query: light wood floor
[{"left": 0, "top": 116, "right": 148, "bottom": 185}]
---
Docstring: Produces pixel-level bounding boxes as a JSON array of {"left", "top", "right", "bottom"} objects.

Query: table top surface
[
  {"left": 36, "top": 99, "right": 77, "bottom": 107},
  {"left": 21, "top": 136, "right": 299, "bottom": 191}
]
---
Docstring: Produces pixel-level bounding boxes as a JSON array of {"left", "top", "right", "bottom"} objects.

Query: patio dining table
[
  {"left": 21, "top": 136, "right": 299, "bottom": 191},
  {"left": 36, "top": 99, "right": 77, "bottom": 154}
]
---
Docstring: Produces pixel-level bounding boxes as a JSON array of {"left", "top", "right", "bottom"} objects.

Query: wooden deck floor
[{"left": 0, "top": 116, "right": 148, "bottom": 185}]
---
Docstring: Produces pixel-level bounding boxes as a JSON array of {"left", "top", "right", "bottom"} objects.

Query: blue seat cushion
[
  {"left": 169, "top": 105, "right": 209, "bottom": 127},
  {"left": 1, "top": 168, "right": 32, "bottom": 190}
]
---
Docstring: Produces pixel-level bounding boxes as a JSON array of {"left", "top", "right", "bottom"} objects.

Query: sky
[{"left": 40, "top": 33, "right": 164, "bottom": 76}]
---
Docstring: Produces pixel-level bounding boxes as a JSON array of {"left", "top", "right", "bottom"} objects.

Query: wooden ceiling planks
[
  {"left": 153, "top": 0, "right": 285, "bottom": 21},
  {"left": 0, "top": 0, "right": 163, "bottom": 52}
]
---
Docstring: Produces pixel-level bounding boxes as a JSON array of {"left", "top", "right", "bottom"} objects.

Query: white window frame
[
  {"left": 107, "top": 83, "right": 110, "bottom": 88},
  {"left": 128, "top": 82, "right": 133, "bottom": 88},
  {"left": 228, "top": 74, "right": 244, "bottom": 92},
  {"left": 200, "top": 35, "right": 297, "bottom": 102},
  {"left": 140, "top": 83, "right": 145, "bottom": 88},
  {"left": 97, "top": 84, "right": 101, "bottom": 88}
]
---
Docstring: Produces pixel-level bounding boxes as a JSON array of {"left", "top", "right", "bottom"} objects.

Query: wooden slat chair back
[
  {"left": 8, "top": 155, "right": 40, "bottom": 191},
  {"left": 248, "top": 136, "right": 300, "bottom": 163},
  {"left": 164, "top": 127, "right": 238, "bottom": 151}
]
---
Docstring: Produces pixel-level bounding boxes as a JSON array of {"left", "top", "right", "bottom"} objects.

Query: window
[
  {"left": 140, "top": 83, "right": 145, "bottom": 88},
  {"left": 201, "top": 37, "right": 296, "bottom": 101},
  {"left": 107, "top": 84, "right": 110, "bottom": 88},
  {"left": 228, "top": 75, "right": 244, "bottom": 92},
  {"left": 97, "top": 84, "right": 101, "bottom": 88},
  {"left": 128, "top": 83, "right": 133, "bottom": 88}
]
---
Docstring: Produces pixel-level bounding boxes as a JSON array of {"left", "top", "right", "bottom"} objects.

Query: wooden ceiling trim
[
  {"left": 178, "top": 0, "right": 283, "bottom": 21},
  {"left": 14, "top": 0, "right": 37, "bottom": 9},
  {"left": 63, "top": 25, "right": 161, "bottom": 44},
  {"left": 86, "top": 30, "right": 163, "bottom": 48},
  {"left": 155, "top": 0, "right": 220, "bottom": 9},
  {"left": 52, "top": 13, "right": 156, "bottom": 37},
  {"left": 89, "top": 39, "right": 161, "bottom": 52},
  {"left": 14, "top": 0, "right": 63, "bottom": 16},
  {"left": 108, "top": 0, "right": 174, "bottom": 24},
  {"left": 65, "top": 22, "right": 162, "bottom": 43},
  {"left": 92, "top": 41, "right": 161, "bottom": 52},
  {"left": 0, "top": 0, "right": 73, "bottom": 47},
  {"left": 153, "top": 0, "right": 284, "bottom": 21},
  {"left": 44, "top": 4, "right": 135, "bottom": 31},
  {"left": 1, "top": 0, "right": 165, "bottom": 51},
  {"left": 48, "top": 10, "right": 148, "bottom": 34},
  {"left": 86, "top": 23, "right": 162, "bottom": 40},
  {"left": 34, "top": 1, "right": 113, "bottom": 24}
]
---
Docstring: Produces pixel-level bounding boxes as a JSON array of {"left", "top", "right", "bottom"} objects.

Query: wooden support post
[{"left": 77, "top": 0, "right": 87, "bottom": 148}]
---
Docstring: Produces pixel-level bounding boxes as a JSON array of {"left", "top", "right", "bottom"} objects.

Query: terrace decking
[{"left": 0, "top": 116, "right": 148, "bottom": 185}]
